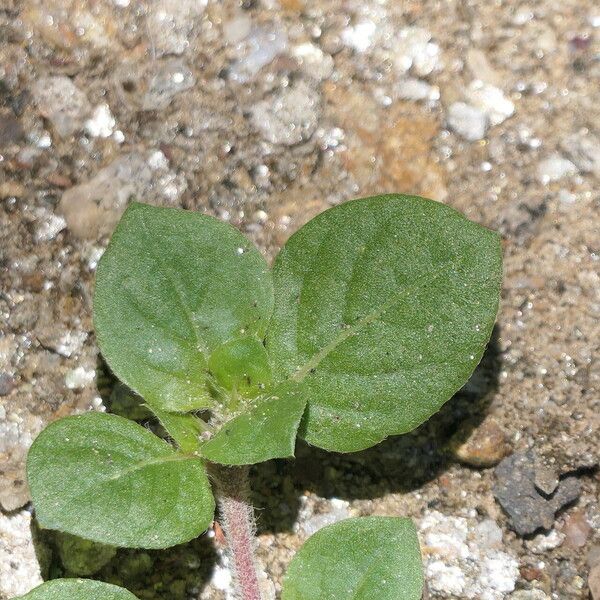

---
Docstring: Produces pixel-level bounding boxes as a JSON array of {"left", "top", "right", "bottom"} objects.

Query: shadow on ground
[{"left": 252, "top": 325, "right": 502, "bottom": 534}]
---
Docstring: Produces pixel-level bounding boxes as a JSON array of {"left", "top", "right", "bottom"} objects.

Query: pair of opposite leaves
[{"left": 25, "top": 194, "right": 501, "bottom": 597}]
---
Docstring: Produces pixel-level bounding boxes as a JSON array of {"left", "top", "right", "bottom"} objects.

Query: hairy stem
[{"left": 211, "top": 465, "right": 263, "bottom": 600}]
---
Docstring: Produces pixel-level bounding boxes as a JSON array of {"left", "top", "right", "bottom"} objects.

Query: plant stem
[{"left": 211, "top": 465, "right": 263, "bottom": 600}]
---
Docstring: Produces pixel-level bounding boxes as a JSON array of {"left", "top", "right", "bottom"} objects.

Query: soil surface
[{"left": 0, "top": 0, "right": 599, "bottom": 599}]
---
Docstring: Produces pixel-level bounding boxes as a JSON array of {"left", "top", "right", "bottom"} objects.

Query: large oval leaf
[
  {"left": 27, "top": 412, "right": 215, "bottom": 548},
  {"left": 267, "top": 195, "right": 502, "bottom": 452},
  {"left": 281, "top": 517, "right": 423, "bottom": 600},
  {"left": 94, "top": 202, "right": 273, "bottom": 412},
  {"left": 17, "top": 579, "right": 138, "bottom": 600}
]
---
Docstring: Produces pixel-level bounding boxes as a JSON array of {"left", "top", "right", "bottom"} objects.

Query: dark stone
[
  {"left": 0, "top": 108, "right": 24, "bottom": 147},
  {"left": 0, "top": 372, "right": 15, "bottom": 396},
  {"left": 493, "top": 450, "right": 582, "bottom": 536}
]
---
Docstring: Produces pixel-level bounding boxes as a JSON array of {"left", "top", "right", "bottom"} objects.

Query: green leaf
[
  {"left": 267, "top": 194, "right": 502, "bottom": 452},
  {"left": 201, "top": 384, "right": 306, "bottom": 465},
  {"left": 149, "top": 404, "right": 205, "bottom": 453},
  {"left": 54, "top": 532, "right": 117, "bottom": 576},
  {"left": 27, "top": 412, "right": 215, "bottom": 549},
  {"left": 94, "top": 202, "right": 273, "bottom": 412},
  {"left": 17, "top": 579, "right": 139, "bottom": 600},
  {"left": 281, "top": 517, "right": 423, "bottom": 600},
  {"left": 208, "top": 335, "right": 272, "bottom": 397}
]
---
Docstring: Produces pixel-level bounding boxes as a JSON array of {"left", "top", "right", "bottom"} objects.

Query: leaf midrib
[
  {"left": 291, "top": 265, "right": 447, "bottom": 383},
  {"left": 349, "top": 533, "right": 397, "bottom": 600}
]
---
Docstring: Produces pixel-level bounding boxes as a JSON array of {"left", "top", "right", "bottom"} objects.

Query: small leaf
[
  {"left": 208, "top": 335, "right": 272, "bottom": 398},
  {"left": 94, "top": 202, "right": 273, "bottom": 412},
  {"left": 17, "top": 578, "right": 139, "bottom": 599},
  {"left": 149, "top": 404, "right": 205, "bottom": 453},
  {"left": 267, "top": 194, "right": 502, "bottom": 452},
  {"left": 281, "top": 517, "right": 423, "bottom": 600},
  {"left": 201, "top": 385, "right": 306, "bottom": 465},
  {"left": 54, "top": 532, "right": 117, "bottom": 576},
  {"left": 27, "top": 413, "right": 215, "bottom": 548}
]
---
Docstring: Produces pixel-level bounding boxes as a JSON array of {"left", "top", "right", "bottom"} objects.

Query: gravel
[{"left": 1, "top": 0, "right": 598, "bottom": 598}]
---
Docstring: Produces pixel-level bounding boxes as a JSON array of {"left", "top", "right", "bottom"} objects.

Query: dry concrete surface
[{"left": 0, "top": 0, "right": 599, "bottom": 599}]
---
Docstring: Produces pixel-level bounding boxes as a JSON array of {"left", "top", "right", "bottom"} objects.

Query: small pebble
[
  {"left": 537, "top": 154, "right": 578, "bottom": 184},
  {"left": 65, "top": 366, "right": 95, "bottom": 390},
  {"left": 560, "top": 131, "right": 600, "bottom": 177},
  {"left": 31, "top": 76, "right": 91, "bottom": 138},
  {"left": 466, "top": 80, "right": 515, "bottom": 126},
  {"left": 562, "top": 510, "right": 591, "bottom": 548},
  {"left": 493, "top": 451, "right": 582, "bottom": 536},
  {"left": 341, "top": 20, "right": 376, "bottom": 53},
  {"left": 142, "top": 59, "right": 195, "bottom": 111},
  {"left": 449, "top": 416, "right": 511, "bottom": 467},
  {"left": 146, "top": 0, "right": 207, "bottom": 57},
  {"left": 526, "top": 529, "right": 565, "bottom": 554},
  {"left": 447, "top": 102, "right": 488, "bottom": 141},
  {"left": 251, "top": 81, "right": 320, "bottom": 146},
  {"left": 0, "top": 110, "right": 24, "bottom": 147},
  {"left": 590, "top": 565, "right": 600, "bottom": 600},
  {"left": 396, "top": 78, "right": 440, "bottom": 102},
  {"left": 509, "top": 591, "right": 550, "bottom": 600},
  {"left": 395, "top": 27, "right": 441, "bottom": 76},
  {"left": 229, "top": 27, "right": 288, "bottom": 83},
  {"left": 84, "top": 104, "right": 116, "bottom": 138},
  {"left": 0, "top": 373, "right": 15, "bottom": 396}
]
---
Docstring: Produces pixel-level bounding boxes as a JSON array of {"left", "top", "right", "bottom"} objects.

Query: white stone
[
  {"left": 292, "top": 43, "right": 334, "bottom": 80},
  {"left": 59, "top": 150, "right": 187, "bottom": 239},
  {"left": 396, "top": 78, "right": 440, "bottom": 101},
  {"left": 526, "top": 529, "right": 565, "bottom": 554},
  {"left": 478, "top": 551, "right": 519, "bottom": 594},
  {"left": 427, "top": 560, "right": 466, "bottom": 595},
  {"left": 148, "top": 150, "right": 169, "bottom": 171},
  {"left": 509, "top": 590, "right": 550, "bottom": 599},
  {"left": 395, "top": 27, "right": 441, "bottom": 76},
  {"left": 65, "top": 366, "right": 95, "bottom": 389},
  {"left": 301, "top": 499, "right": 350, "bottom": 536},
  {"left": 56, "top": 331, "right": 88, "bottom": 358},
  {"left": 561, "top": 131, "right": 600, "bottom": 176},
  {"left": 34, "top": 207, "right": 67, "bottom": 242},
  {"left": 420, "top": 510, "right": 470, "bottom": 560},
  {"left": 84, "top": 103, "right": 116, "bottom": 138},
  {"left": 0, "top": 511, "right": 43, "bottom": 598},
  {"left": 146, "top": 0, "right": 207, "bottom": 56},
  {"left": 229, "top": 28, "right": 288, "bottom": 83},
  {"left": 419, "top": 511, "right": 519, "bottom": 600},
  {"left": 472, "top": 519, "right": 503, "bottom": 550},
  {"left": 447, "top": 102, "right": 488, "bottom": 141},
  {"left": 212, "top": 565, "right": 233, "bottom": 591},
  {"left": 558, "top": 189, "right": 577, "bottom": 205},
  {"left": 466, "top": 80, "right": 515, "bottom": 126},
  {"left": 86, "top": 246, "right": 105, "bottom": 271},
  {"left": 31, "top": 76, "right": 91, "bottom": 138},
  {"left": 537, "top": 154, "right": 578, "bottom": 184},
  {"left": 251, "top": 81, "right": 320, "bottom": 146},
  {"left": 342, "top": 20, "right": 377, "bottom": 53},
  {"left": 223, "top": 15, "right": 252, "bottom": 45}
]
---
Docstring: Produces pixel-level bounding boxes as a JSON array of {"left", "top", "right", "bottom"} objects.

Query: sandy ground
[{"left": 0, "top": 0, "right": 599, "bottom": 598}]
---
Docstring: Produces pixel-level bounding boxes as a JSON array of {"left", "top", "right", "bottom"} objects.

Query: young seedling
[{"left": 23, "top": 194, "right": 502, "bottom": 600}]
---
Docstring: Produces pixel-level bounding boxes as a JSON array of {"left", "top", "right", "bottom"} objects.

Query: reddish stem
[{"left": 211, "top": 465, "right": 263, "bottom": 600}]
